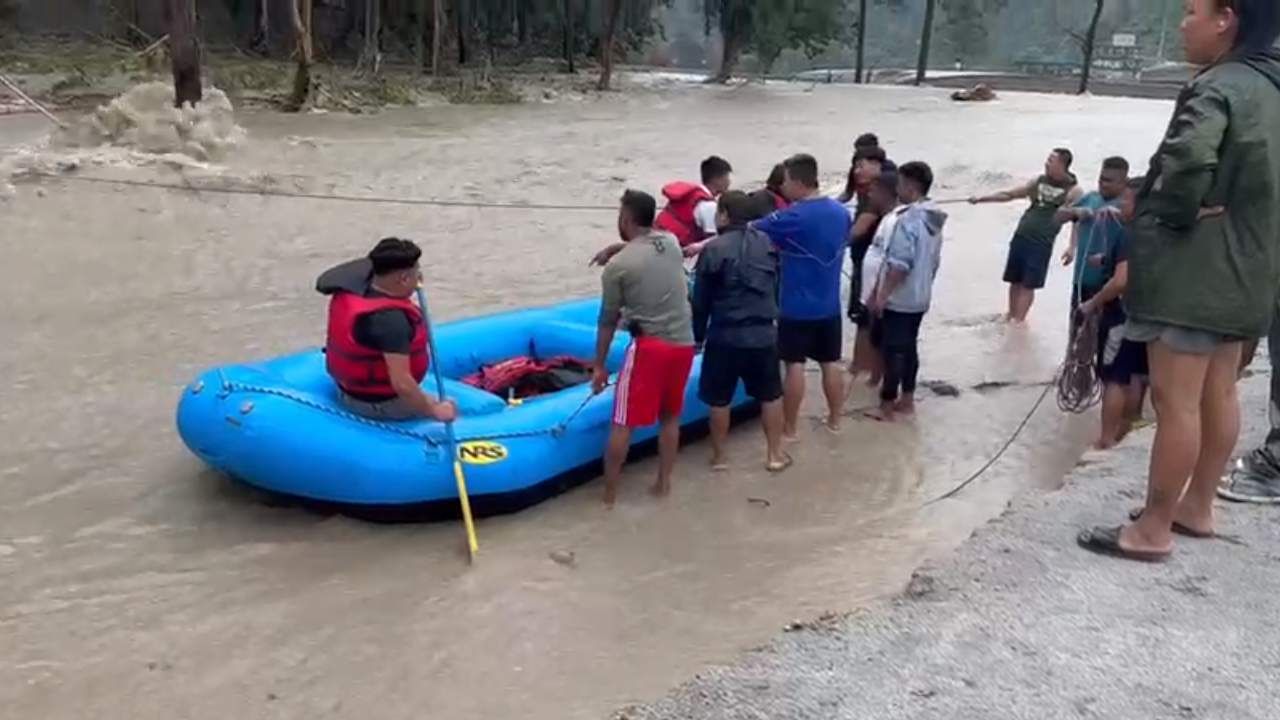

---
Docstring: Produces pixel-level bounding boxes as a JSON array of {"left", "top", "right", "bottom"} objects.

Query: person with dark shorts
[
  {"left": 866, "top": 162, "right": 946, "bottom": 422},
  {"left": 753, "top": 154, "right": 852, "bottom": 439},
  {"left": 970, "top": 148, "right": 1083, "bottom": 323},
  {"left": 1076, "top": 178, "right": 1149, "bottom": 449},
  {"left": 691, "top": 191, "right": 789, "bottom": 473},
  {"left": 593, "top": 190, "right": 697, "bottom": 507}
]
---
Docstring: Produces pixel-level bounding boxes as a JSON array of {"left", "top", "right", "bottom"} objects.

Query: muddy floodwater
[{"left": 1, "top": 81, "right": 1173, "bottom": 719}]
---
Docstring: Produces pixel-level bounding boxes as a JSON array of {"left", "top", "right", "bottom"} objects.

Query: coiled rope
[{"left": 1055, "top": 211, "right": 1121, "bottom": 414}]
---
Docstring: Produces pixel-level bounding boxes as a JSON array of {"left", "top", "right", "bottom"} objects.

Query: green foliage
[{"left": 711, "top": 0, "right": 848, "bottom": 74}]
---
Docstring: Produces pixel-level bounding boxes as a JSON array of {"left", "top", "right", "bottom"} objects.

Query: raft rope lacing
[{"left": 216, "top": 372, "right": 605, "bottom": 447}]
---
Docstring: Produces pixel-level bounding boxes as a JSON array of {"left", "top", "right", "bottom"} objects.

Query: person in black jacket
[{"left": 691, "top": 191, "right": 790, "bottom": 473}]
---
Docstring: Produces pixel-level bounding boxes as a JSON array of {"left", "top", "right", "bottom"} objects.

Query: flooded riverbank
[{"left": 1, "top": 81, "right": 1172, "bottom": 719}]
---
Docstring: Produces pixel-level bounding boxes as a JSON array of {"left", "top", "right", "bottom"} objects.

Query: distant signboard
[{"left": 1112, "top": 33, "right": 1138, "bottom": 48}]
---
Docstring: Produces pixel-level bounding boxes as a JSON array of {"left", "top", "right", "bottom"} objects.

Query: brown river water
[{"left": 1, "top": 80, "right": 1172, "bottom": 719}]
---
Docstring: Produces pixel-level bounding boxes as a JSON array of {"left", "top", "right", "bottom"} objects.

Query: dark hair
[
  {"left": 1101, "top": 156, "right": 1130, "bottom": 174},
  {"left": 899, "top": 161, "right": 934, "bottom": 196},
  {"left": 766, "top": 163, "right": 786, "bottom": 192},
  {"left": 701, "top": 156, "right": 733, "bottom": 185},
  {"left": 872, "top": 169, "right": 899, "bottom": 195},
  {"left": 620, "top": 189, "right": 657, "bottom": 227},
  {"left": 783, "top": 153, "right": 820, "bottom": 190},
  {"left": 854, "top": 133, "right": 879, "bottom": 150},
  {"left": 717, "top": 190, "right": 755, "bottom": 226},
  {"left": 853, "top": 145, "right": 887, "bottom": 165},
  {"left": 1053, "top": 147, "right": 1074, "bottom": 169},
  {"left": 1221, "top": 0, "right": 1280, "bottom": 52},
  {"left": 368, "top": 237, "right": 422, "bottom": 275}
]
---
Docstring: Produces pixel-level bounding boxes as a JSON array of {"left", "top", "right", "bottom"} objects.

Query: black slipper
[
  {"left": 1076, "top": 525, "right": 1171, "bottom": 563},
  {"left": 1128, "top": 508, "right": 1214, "bottom": 539}
]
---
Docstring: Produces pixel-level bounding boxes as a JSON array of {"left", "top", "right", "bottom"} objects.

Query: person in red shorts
[{"left": 592, "top": 190, "right": 697, "bottom": 507}]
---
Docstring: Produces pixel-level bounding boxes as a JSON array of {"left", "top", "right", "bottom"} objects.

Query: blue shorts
[{"left": 1003, "top": 234, "right": 1052, "bottom": 290}]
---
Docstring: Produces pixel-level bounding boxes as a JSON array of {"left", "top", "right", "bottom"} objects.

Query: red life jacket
[
  {"left": 654, "top": 181, "right": 714, "bottom": 247},
  {"left": 768, "top": 189, "right": 789, "bottom": 211},
  {"left": 325, "top": 292, "right": 429, "bottom": 399}
]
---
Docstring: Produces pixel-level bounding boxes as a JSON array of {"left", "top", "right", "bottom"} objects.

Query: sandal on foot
[
  {"left": 766, "top": 454, "right": 794, "bottom": 474},
  {"left": 1127, "top": 508, "right": 1214, "bottom": 539},
  {"left": 1076, "top": 525, "right": 1171, "bottom": 563}
]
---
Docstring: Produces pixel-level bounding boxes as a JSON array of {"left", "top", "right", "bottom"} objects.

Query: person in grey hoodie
[{"left": 866, "top": 161, "right": 946, "bottom": 422}]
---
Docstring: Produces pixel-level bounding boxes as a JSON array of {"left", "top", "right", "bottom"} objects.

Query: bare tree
[
  {"left": 855, "top": 0, "right": 868, "bottom": 84},
  {"left": 250, "top": 0, "right": 270, "bottom": 53},
  {"left": 359, "top": 0, "right": 382, "bottom": 75},
  {"left": 1075, "top": 0, "right": 1106, "bottom": 94},
  {"left": 563, "top": 0, "right": 575, "bottom": 73},
  {"left": 167, "top": 0, "right": 202, "bottom": 107},
  {"left": 597, "top": 0, "right": 622, "bottom": 90},
  {"left": 285, "top": 0, "right": 314, "bottom": 112},
  {"left": 915, "top": 0, "right": 937, "bottom": 86},
  {"left": 433, "top": 0, "right": 443, "bottom": 75},
  {"left": 416, "top": 0, "right": 427, "bottom": 72}
]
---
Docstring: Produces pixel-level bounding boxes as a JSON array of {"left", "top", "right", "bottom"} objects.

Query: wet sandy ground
[{"left": 1, "top": 82, "right": 1172, "bottom": 719}]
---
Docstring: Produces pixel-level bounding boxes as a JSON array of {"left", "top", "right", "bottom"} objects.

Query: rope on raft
[{"left": 217, "top": 376, "right": 605, "bottom": 447}]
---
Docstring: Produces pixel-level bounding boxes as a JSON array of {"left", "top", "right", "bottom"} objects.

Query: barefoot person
[
  {"left": 843, "top": 146, "right": 894, "bottom": 384},
  {"left": 866, "top": 162, "right": 946, "bottom": 421},
  {"left": 1074, "top": 178, "right": 1149, "bottom": 449},
  {"left": 691, "top": 191, "right": 789, "bottom": 472},
  {"left": 593, "top": 190, "right": 698, "bottom": 507},
  {"left": 753, "top": 153, "right": 852, "bottom": 439},
  {"left": 1078, "top": 0, "right": 1280, "bottom": 561},
  {"left": 852, "top": 167, "right": 904, "bottom": 389},
  {"left": 317, "top": 238, "right": 457, "bottom": 422},
  {"left": 970, "top": 148, "right": 1082, "bottom": 323}
]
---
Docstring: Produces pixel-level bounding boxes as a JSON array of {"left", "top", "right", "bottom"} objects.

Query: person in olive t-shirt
[{"left": 970, "top": 148, "right": 1083, "bottom": 323}]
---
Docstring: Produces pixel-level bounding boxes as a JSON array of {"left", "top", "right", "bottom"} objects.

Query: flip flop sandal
[
  {"left": 766, "top": 453, "right": 794, "bottom": 474},
  {"left": 1076, "top": 525, "right": 1171, "bottom": 563},
  {"left": 1127, "top": 508, "right": 1214, "bottom": 539}
]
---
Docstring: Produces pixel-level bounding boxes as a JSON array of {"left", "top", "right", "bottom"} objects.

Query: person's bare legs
[
  {"left": 1125, "top": 341, "right": 1211, "bottom": 553},
  {"left": 1175, "top": 341, "right": 1242, "bottom": 534},
  {"left": 782, "top": 362, "right": 805, "bottom": 441},
  {"left": 652, "top": 412, "right": 681, "bottom": 497},
  {"left": 708, "top": 406, "right": 731, "bottom": 470},
  {"left": 820, "top": 362, "right": 844, "bottom": 431},
  {"left": 1096, "top": 382, "right": 1129, "bottom": 449},
  {"left": 760, "top": 399, "right": 788, "bottom": 468},
  {"left": 1007, "top": 285, "right": 1035, "bottom": 323},
  {"left": 602, "top": 423, "right": 633, "bottom": 507}
]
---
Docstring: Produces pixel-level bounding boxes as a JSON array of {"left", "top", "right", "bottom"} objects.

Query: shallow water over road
[{"left": 1, "top": 81, "right": 1171, "bottom": 719}]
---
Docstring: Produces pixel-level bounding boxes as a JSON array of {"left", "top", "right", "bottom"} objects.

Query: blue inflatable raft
[{"left": 176, "top": 298, "right": 754, "bottom": 516}]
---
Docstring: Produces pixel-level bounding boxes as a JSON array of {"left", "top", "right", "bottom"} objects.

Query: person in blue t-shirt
[
  {"left": 1056, "top": 156, "right": 1130, "bottom": 302},
  {"left": 753, "top": 153, "right": 852, "bottom": 440}
]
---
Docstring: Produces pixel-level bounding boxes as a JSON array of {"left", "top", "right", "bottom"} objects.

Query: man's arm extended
[
  {"left": 385, "top": 353, "right": 456, "bottom": 421},
  {"left": 970, "top": 178, "right": 1036, "bottom": 204}
]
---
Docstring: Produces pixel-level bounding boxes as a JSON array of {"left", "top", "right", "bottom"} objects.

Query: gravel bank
[{"left": 621, "top": 371, "right": 1280, "bottom": 720}]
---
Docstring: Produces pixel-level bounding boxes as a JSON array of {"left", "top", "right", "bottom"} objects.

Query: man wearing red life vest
[
  {"left": 589, "top": 156, "right": 733, "bottom": 268},
  {"left": 317, "top": 238, "right": 458, "bottom": 422}
]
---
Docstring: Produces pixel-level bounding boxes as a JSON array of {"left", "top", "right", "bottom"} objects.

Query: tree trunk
[
  {"left": 596, "top": 0, "right": 622, "bottom": 90},
  {"left": 416, "top": 0, "right": 428, "bottom": 71},
  {"left": 517, "top": 0, "right": 529, "bottom": 47},
  {"left": 168, "top": 0, "right": 202, "bottom": 107},
  {"left": 914, "top": 0, "right": 936, "bottom": 86},
  {"left": 562, "top": 0, "right": 575, "bottom": 74},
  {"left": 433, "top": 0, "right": 443, "bottom": 75},
  {"left": 250, "top": 0, "right": 270, "bottom": 53},
  {"left": 359, "top": 0, "right": 382, "bottom": 74},
  {"left": 855, "top": 0, "right": 868, "bottom": 84},
  {"left": 457, "top": 0, "right": 469, "bottom": 65},
  {"left": 1078, "top": 0, "right": 1105, "bottom": 94},
  {"left": 713, "top": 2, "right": 744, "bottom": 84},
  {"left": 285, "top": 0, "right": 313, "bottom": 112}
]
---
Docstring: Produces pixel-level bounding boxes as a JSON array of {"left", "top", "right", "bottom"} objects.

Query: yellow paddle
[{"left": 417, "top": 287, "right": 479, "bottom": 561}]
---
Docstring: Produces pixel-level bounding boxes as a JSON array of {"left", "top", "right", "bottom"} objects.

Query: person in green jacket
[{"left": 1078, "top": 0, "right": 1280, "bottom": 562}]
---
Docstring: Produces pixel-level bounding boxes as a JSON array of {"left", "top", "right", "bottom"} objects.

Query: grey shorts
[
  {"left": 1125, "top": 319, "right": 1238, "bottom": 356},
  {"left": 338, "top": 391, "right": 419, "bottom": 420}
]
